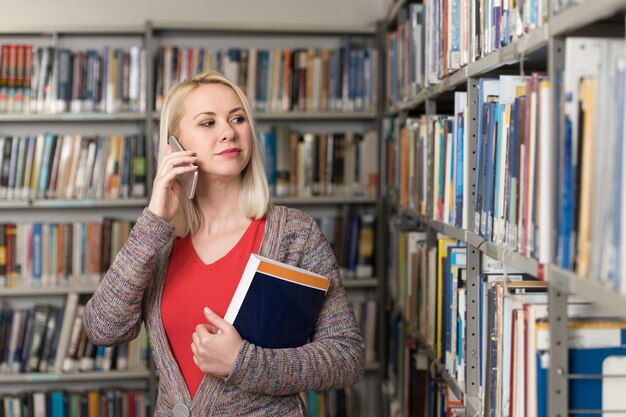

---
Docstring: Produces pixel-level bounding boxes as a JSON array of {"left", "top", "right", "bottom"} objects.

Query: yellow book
[
  {"left": 29, "top": 134, "right": 45, "bottom": 199},
  {"left": 576, "top": 78, "right": 596, "bottom": 277},
  {"left": 88, "top": 390, "right": 100, "bottom": 417}
]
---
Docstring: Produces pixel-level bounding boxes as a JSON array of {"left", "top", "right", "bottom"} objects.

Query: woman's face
[{"left": 177, "top": 83, "right": 253, "bottom": 181}]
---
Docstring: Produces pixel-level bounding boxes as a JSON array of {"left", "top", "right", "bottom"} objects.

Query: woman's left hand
[{"left": 191, "top": 307, "right": 243, "bottom": 377}]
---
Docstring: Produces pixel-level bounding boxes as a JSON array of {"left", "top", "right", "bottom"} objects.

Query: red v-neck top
[{"left": 161, "top": 218, "right": 266, "bottom": 398}]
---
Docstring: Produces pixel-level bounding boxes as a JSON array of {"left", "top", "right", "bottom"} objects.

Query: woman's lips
[{"left": 217, "top": 148, "right": 241, "bottom": 157}]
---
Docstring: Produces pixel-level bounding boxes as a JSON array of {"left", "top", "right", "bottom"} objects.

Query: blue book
[
  {"left": 454, "top": 114, "right": 464, "bottom": 227},
  {"left": 345, "top": 214, "right": 361, "bottom": 278},
  {"left": 32, "top": 223, "right": 43, "bottom": 281},
  {"left": 484, "top": 101, "right": 499, "bottom": 240},
  {"left": 50, "top": 391, "right": 65, "bottom": 417},
  {"left": 538, "top": 347, "right": 626, "bottom": 417},
  {"left": 122, "top": 135, "right": 132, "bottom": 198},
  {"left": 474, "top": 78, "right": 499, "bottom": 235},
  {"left": 258, "top": 131, "right": 277, "bottom": 194},
  {"left": 559, "top": 119, "right": 574, "bottom": 269},
  {"left": 224, "top": 253, "right": 330, "bottom": 349},
  {"left": 256, "top": 50, "right": 270, "bottom": 112}
]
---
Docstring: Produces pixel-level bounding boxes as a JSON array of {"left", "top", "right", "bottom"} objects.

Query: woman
[{"left": 83, "top": 71, "right": 365, "bottom": 416}]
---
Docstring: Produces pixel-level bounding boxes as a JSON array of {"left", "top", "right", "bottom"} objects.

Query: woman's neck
[{"left": 193, "top": 178, "right": 248, "bottom": 236}]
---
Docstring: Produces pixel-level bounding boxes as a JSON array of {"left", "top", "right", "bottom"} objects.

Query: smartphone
[{"left": 169, "top": 136, "right": 198, "bottom": 199}]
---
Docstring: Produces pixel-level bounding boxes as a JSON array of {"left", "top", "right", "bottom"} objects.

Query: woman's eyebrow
[{"left": 194, "top": 107, "right": 244, "bottom": 119}]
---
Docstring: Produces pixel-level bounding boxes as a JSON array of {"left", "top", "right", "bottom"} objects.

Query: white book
[
  {"left": 432, "top": 117, "right": 441, "bottom": 220},
  {"left": 90, "top": 137, "right": 106, "bottom": 199},
  {"left": 73, "top": 139, "right": 89, "bottom": 200},
  {"left": 224, "top": 51, "right": 239, "bottom": 86},
  {"left": 128, "top": 46, "right": 141, "bottom": 113},
  {"left": 426, "top": 247, "right": 437, "bottom": 346},
  {"left": 620, "top": 58, "right": 626, "bottom": 296},
  {"left": 53, "top": 292, "right": 78, "bottom": 373},
  {"left": 15, "top": 223, "right": 28, "bottom": 282},
  {"left": 592, "top": 41, "right": 624, "bottom": 287},
  {"left": 139, "top": 48, "right": 147, "bottom": 113},
  {"left": 105, "top": 48, "right": 115, "bottom": 113},
  {"left": 80, "top": 139, "right": 97, "bottom": 199},
  {"left": 61, "top": 304, "right": 85, "bottom": 373},
  {"left": 28, "top": 134, "right": 44, "bottom": 200},
  {"left": 443, "top": 123, "right": 453, "bottom": 224},
  {"left": 33, "top": 392, "right": 46, "bottom": 417},
  {"left": 603, "top": 356, "right": 626, "bottom": 415},
  {"left": 4, "top": 309, "right": 24, "bottom": 372},
  {"left": 537, "top": 80, "right": 553, "bottom": 264},
  {"left": 64, "top": 135, "right": 83, "bottom": 199}
]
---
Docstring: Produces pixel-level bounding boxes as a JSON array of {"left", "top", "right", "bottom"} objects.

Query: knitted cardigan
[{"left": 83, "top": 205, "right": 365, "bottom": 417}]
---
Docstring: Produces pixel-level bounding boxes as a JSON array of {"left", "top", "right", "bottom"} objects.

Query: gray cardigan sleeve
[
  {"left": 225, "top": 217, "right": 366, "bottom": 395},
  {"left": 83, "top": 208, "right": 175, "bottom": 347}
]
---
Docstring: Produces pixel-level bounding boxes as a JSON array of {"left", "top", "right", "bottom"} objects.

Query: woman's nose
[{"left": 220, "top": 123, "right": 236, "bottom": 142}]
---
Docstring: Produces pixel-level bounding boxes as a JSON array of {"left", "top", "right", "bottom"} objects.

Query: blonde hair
[{"left": 157, "top": 71, "right": 270, "bottom": 236}]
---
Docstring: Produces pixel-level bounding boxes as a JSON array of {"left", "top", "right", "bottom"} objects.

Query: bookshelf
[
  {"left": 382, "top": 1, "right": 626, "bottom": 417},
  {"left": 0, "top": 24, "right": 154, "bottom": 413},
  {"left": 0, "top": 19, "right": 385, "bottom": 417}
]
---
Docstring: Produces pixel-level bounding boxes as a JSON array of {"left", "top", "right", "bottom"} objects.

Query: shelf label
[{"left": 26, "top": 373, "right": 58, "bottom": 382}]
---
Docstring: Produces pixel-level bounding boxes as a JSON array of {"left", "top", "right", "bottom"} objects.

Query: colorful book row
[
  {"left": 0, "top": 389, "right": 150, "bottom": 417},
  {"left": 0, "top": 297, "right": 148, "bottom": 375},
  {"left": 155, "top": 43, "right": 378, "bottom": 114},
  {"left": 0, "top": 219, "right": 133, "bottom": 288},
  {"left": 257, "top": 127, "right": 378, "bottom": 199},
  {"left": 0, "top": 134, "right": 147, "bottom": 202},
  {"left": 386, "top": 37, "right": 626, "bottom": 296},
  {"left": 385, "top": 0, "right": 548, "bottom": 105},
  {"left": 0, "top": 45, "right": 147, "bottom": 114}
]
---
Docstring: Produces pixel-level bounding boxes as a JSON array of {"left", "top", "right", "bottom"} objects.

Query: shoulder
[
  {"left": 267, "top": 204, "right": 317, "bottom": 232},
  {"left": 263, "top": 205, "right": 324, "bottom": 257}
]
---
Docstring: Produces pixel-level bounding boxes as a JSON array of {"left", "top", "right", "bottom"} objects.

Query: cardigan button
[{"left": 173, "top": 403, "right": 190, "bottom": 417}]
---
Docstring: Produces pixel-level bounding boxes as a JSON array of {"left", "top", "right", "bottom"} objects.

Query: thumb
[{"left": 203, "top": 307, "right": 230, "bottom": 334}]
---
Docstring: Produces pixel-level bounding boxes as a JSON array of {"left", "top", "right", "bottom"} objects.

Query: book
[{"left": 223, "top": 253, "right": 330, "bottom": 349}]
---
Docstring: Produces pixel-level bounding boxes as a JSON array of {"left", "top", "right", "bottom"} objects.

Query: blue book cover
[
  {"left": 224, "top": 253, "right": 330, "bottom": 349},
  {"left": 559, "top": 119, "right": 574, "bottom": 269},
  {"left": 537, "top": 348, "right": 626, "bottom": 417},
  {"left": 256, "top": 50, "right": 270, "bottom": 112},
  {"left": 345, "top": 214, "right": 361, "bottom": 277},
  {"left": 258, "top": 131, "right": 277, "bottom": 194},
  {"left": 474, "top": 78, "right": 499, "bottom": 235},
  {"left": 610, "top": 66, "right": 626, "bottom": 289},
  {"left": 50, "top": 391, "right": 65, "bottom": 417},
  {"left": 483, "top": 101, "right": 498, "bottom": 240},
  {"left": 508, "top": 95, "right": 521, "bottom": 241},
  {"left": 38, "top": 133, "right": 55, "bottom": 198},
  {"left": 493, "top": 102, "right": 506, "bottom": 240},
  {"left": 454, "top": 114, "right": 464, "bottom": 227},
  {"left": 32, "top": 223, "right": 43, "bottom": 281}
]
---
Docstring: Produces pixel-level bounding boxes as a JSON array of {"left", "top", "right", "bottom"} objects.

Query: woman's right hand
[{"left": 148, "top": 146, "right": 198, "bottom": 221}]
